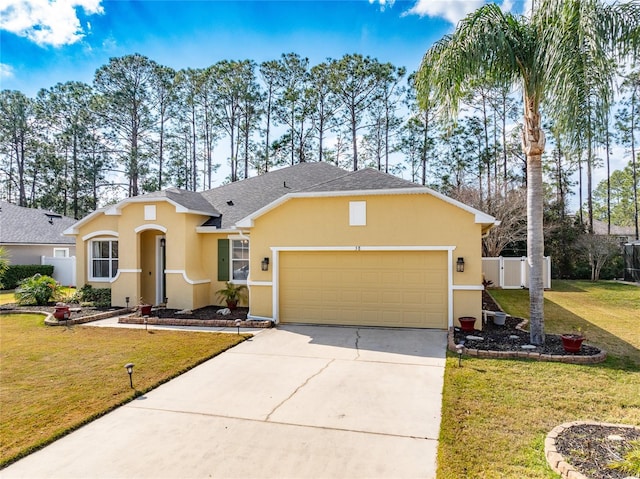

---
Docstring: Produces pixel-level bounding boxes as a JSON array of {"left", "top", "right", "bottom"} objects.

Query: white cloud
[
  {"left": 405, "top": 0, "right": 522, "bottom": 25},
  {"left": 405, "top": 0, "right": 485, "bottom": 25},
  {"left": 0, "top": 0, "right": 104, "bottom": 47},
  {"left": 369, "top": 0, "right": 396, "bottom": 12},
  {"left": 0, "top": 63, "right": 15, "bottom": 79}
]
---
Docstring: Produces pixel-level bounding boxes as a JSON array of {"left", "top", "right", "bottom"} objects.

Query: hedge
[{"left": 0, "top": 265, "right": 55, "bottom": 290}]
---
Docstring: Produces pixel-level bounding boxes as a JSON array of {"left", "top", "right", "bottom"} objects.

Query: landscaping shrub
[
  {"left": 71, "top": 284, "right": 111, "bottom": 307},
  {"left": 0, "top": 265, "right": 54, "bottom": 290},
  {"left": 15, "top": 274, "right": 60, "bottom": 306}
]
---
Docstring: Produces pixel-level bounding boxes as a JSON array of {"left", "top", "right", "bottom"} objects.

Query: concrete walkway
[{"left": 1, "top": 325, "right": 446, "bottom": 479}]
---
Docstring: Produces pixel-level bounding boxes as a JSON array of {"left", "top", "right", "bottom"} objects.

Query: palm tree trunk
[{"left": 523, "top": 96, "right": 545, "bottom": 345}]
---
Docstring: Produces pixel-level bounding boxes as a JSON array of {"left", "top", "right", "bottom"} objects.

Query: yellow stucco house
[{"left": 65, "top": 162, "right": 498, "bottom": 330}]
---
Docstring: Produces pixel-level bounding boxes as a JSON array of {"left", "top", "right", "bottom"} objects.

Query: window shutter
[{"left": 217, "top": 239, "right": 230, "bottom": 281}]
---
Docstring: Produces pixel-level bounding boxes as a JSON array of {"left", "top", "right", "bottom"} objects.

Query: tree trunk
[{"left": 522, "top": 95, "right": 545, "bottom": 346}]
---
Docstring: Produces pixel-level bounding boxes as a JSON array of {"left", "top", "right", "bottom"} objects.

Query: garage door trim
[{"left": 271, "top": 245, "right": 456, "bottom": 327}]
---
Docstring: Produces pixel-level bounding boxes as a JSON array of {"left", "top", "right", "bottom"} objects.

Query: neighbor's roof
[
  {"left": 592, "top": 219, "right": 637, "bottom": 237},
  {"left": 0, "top": 200, "right": 76, "bottom": 245}
]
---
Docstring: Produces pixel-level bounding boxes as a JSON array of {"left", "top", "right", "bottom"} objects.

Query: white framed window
[
  {"left": 89, "top": 239, "right": 119, "bottom": 281},
  {"left": 231, "top": 239, "right": 249, "bottom": 282},
  {"left": 53, "top": 248, "right": 69, "bottom": 258}
]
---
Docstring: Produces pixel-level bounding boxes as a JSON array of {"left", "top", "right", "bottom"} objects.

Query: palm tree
[{"left": 417, "top": 0, "right": 640, "bottom": 345}]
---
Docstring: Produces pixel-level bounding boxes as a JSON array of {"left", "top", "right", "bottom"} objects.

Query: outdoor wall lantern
[
  {"left": 261, "top": 257, "right": 270, "bottom": 271},
  {"left": 456, "top": 257, "right": 465, "bottom": 273},
  {"left": 124, "top": 363, "right": 135, "bottom": 388}
]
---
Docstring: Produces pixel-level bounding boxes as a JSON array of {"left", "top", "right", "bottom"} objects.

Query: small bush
[
  {"left": 72, "top": 285, "right": 111, "bottom": 307},
  {"left": 0, "top": 265, "right": 55, "bottom": 290},
  {"left": 15, "top": 274, "right": 60, "bottom": 306}
]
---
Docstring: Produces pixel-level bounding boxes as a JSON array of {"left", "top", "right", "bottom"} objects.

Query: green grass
[
  {"left": 0, "top": 290, "right": 15, "bottom": 305},
  {"left": 0, "top": 313, "right": 247, "bottom": 467},
  {"left": 0, "top": 287, "right": 76, "bottom": 306},
  {"left": 437, "top": 280, "right": 640, "bottom": 479}
]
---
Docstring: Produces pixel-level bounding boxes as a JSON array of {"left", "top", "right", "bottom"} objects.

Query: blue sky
[{"left": 1, "top": 0, "right": 527, "bottom": 97}]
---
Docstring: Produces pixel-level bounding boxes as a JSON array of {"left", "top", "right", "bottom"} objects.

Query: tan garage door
[{"left": 279, "top": 250, "right": 447, "bottom": 328}]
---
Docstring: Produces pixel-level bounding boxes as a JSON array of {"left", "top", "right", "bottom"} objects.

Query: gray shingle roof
[
  {"left": 200, "top": 162, "right": 348, "bottom": 228},
  {"left": 0, "top": 201, "right": 76, "bottom": 245},
  {"left": 141, "top": 187, "right": 221, "bottom": 216},
  {"left": 305, "top": 168, "right": 421, "bottom": 192}
]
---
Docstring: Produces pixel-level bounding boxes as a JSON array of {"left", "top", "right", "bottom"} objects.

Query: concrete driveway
[{"left": 1, "top": 325, "right": 447, "bottom": 479}]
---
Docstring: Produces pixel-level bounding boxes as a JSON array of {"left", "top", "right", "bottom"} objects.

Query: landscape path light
[
  {"left": 456, "top": 343, "right": 465, "bottom": 367},
  {"left": 125, "top": 363, "right": 134, "bottom": 388}
]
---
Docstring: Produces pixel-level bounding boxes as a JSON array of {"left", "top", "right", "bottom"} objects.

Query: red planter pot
[
  {"left": 53, "top": 305, "right": 70, "bottom": 320},
  {"left": 140, "top": 304, "right": 152, "bottom": 316},
  {"left": 226, "top": 300, "right": 238, "bottom": 311},
  {"left": 458, "top": 316, "right": 477, "bottom": 332},
  {"left": 561, "top": 334, "right": 585, "bottom": 353}
]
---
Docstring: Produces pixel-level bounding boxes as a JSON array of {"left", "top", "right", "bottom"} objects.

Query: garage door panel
[{"left": 279, "top": 251, "right": 447, "bottom": 329}]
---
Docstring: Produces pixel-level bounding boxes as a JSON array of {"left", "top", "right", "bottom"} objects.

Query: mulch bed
[
  {"left": 555, "top": 424, "right": 640, "bottom": 479},
  {"left": 0, "top": 303, "right": 119, "bottom": 319},
  {"left": 154, "top": 305, "right": 248, "bottom": 321},
  {"left": 453, "top": 290, "right": 603, "bottom": 357}
]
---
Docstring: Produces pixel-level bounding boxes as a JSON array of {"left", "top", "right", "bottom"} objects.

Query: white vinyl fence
[
  {"left": 482, "top": 256, "right": 551, "bottom": 289},
  {"left": 41, "top": 256, "right": 76, "bottom": 287}
]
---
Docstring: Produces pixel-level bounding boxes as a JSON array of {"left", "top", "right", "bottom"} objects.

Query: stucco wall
[{"left": 248, "top": 193, "right": 484, "bottom": 326}]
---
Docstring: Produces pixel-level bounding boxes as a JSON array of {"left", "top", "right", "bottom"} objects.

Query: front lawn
[
  {"left": 0, "top": 313, "right": 247, "bottom": 467},
  {"left": 437, "top": 280, "right": 640, "bottom": 478}
]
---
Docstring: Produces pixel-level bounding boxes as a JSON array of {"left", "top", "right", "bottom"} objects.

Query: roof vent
[
  {"left": 284, "top": 181, "right": 289, "bottom": 188},
  {"left": 226, "top": 200, "right": 234, "bottom": 206}
]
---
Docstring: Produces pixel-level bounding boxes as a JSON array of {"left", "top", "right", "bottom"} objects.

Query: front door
[{"left": 156, "top": 236, "right": 166, "bottom": 305}]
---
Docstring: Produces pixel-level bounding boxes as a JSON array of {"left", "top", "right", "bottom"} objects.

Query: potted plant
[
  {"left": 216, "top": 282, "right": 248, "bottom": 311},
  {"left": 458, "top": 316, "right": 477, "bottom": 332},
  {"left": 561, "top": 328, "right": 586, "bottom": 353}
]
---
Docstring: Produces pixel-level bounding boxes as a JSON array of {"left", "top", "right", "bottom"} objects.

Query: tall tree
[
  {"left": 0, "top": 91, "right": 37, "bottom": 206},
  {"left": 617, "top": 70, "right": 640, "bottom": 240},
  {"left": 272, "top": 53, "right": 313, "bottom": 165},
  {"left": 309, "top": 61, "right": 341, "bottom": 163},
  {"left": 93, "top": 54, "right": 159, "bottom": 196},
  {"left": 330, "top": 54, "right": 386, "bottom": 171},
  {"left": 259, "top": 60, "right": 282, "bottom": 172},
  {"left": 417, "top": 0, "right": 640, "bottom": 345}
]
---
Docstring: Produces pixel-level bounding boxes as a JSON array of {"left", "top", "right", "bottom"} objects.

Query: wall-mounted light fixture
[
  {"left": 160, "top": 238, "right": 166, "bottom": 247},
  {"left": 124, "top": 363, "right": 134, "bottom": 388},
  {"left": 261, "top": 257, "right": 270, "bottom": 271},
  {"left": 456, "top": 257, "right": 465, "bottom": 273}
]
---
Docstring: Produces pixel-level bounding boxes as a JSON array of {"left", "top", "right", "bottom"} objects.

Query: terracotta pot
[
  {"left": 140, "top": 304, "right": 152, "bottom": 316},
  {"left": 561, "top": 334, "right": 585, "bottom": 353},
  {"left": 458, "top": 316, "right": 477, "bottom": 332},
  {"left": 53, "top": 305, "right": 70, "bottom": 320}
]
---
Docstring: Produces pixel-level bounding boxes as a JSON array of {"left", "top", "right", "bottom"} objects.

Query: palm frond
[{"left": 417, "top": 4, "right": 528, "bottom": 121}]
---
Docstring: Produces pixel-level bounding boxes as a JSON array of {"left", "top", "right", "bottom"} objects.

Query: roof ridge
[{"left": 298, "top": 168, "right": 355, "bottom": 192}]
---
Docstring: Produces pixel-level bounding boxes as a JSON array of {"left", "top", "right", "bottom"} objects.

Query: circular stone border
[
  {"left": 446, "top": 317, "right": 607, "bottom": 364},
  {"left": 545, "top": 421, "right": 640, "bottom": 479}
]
